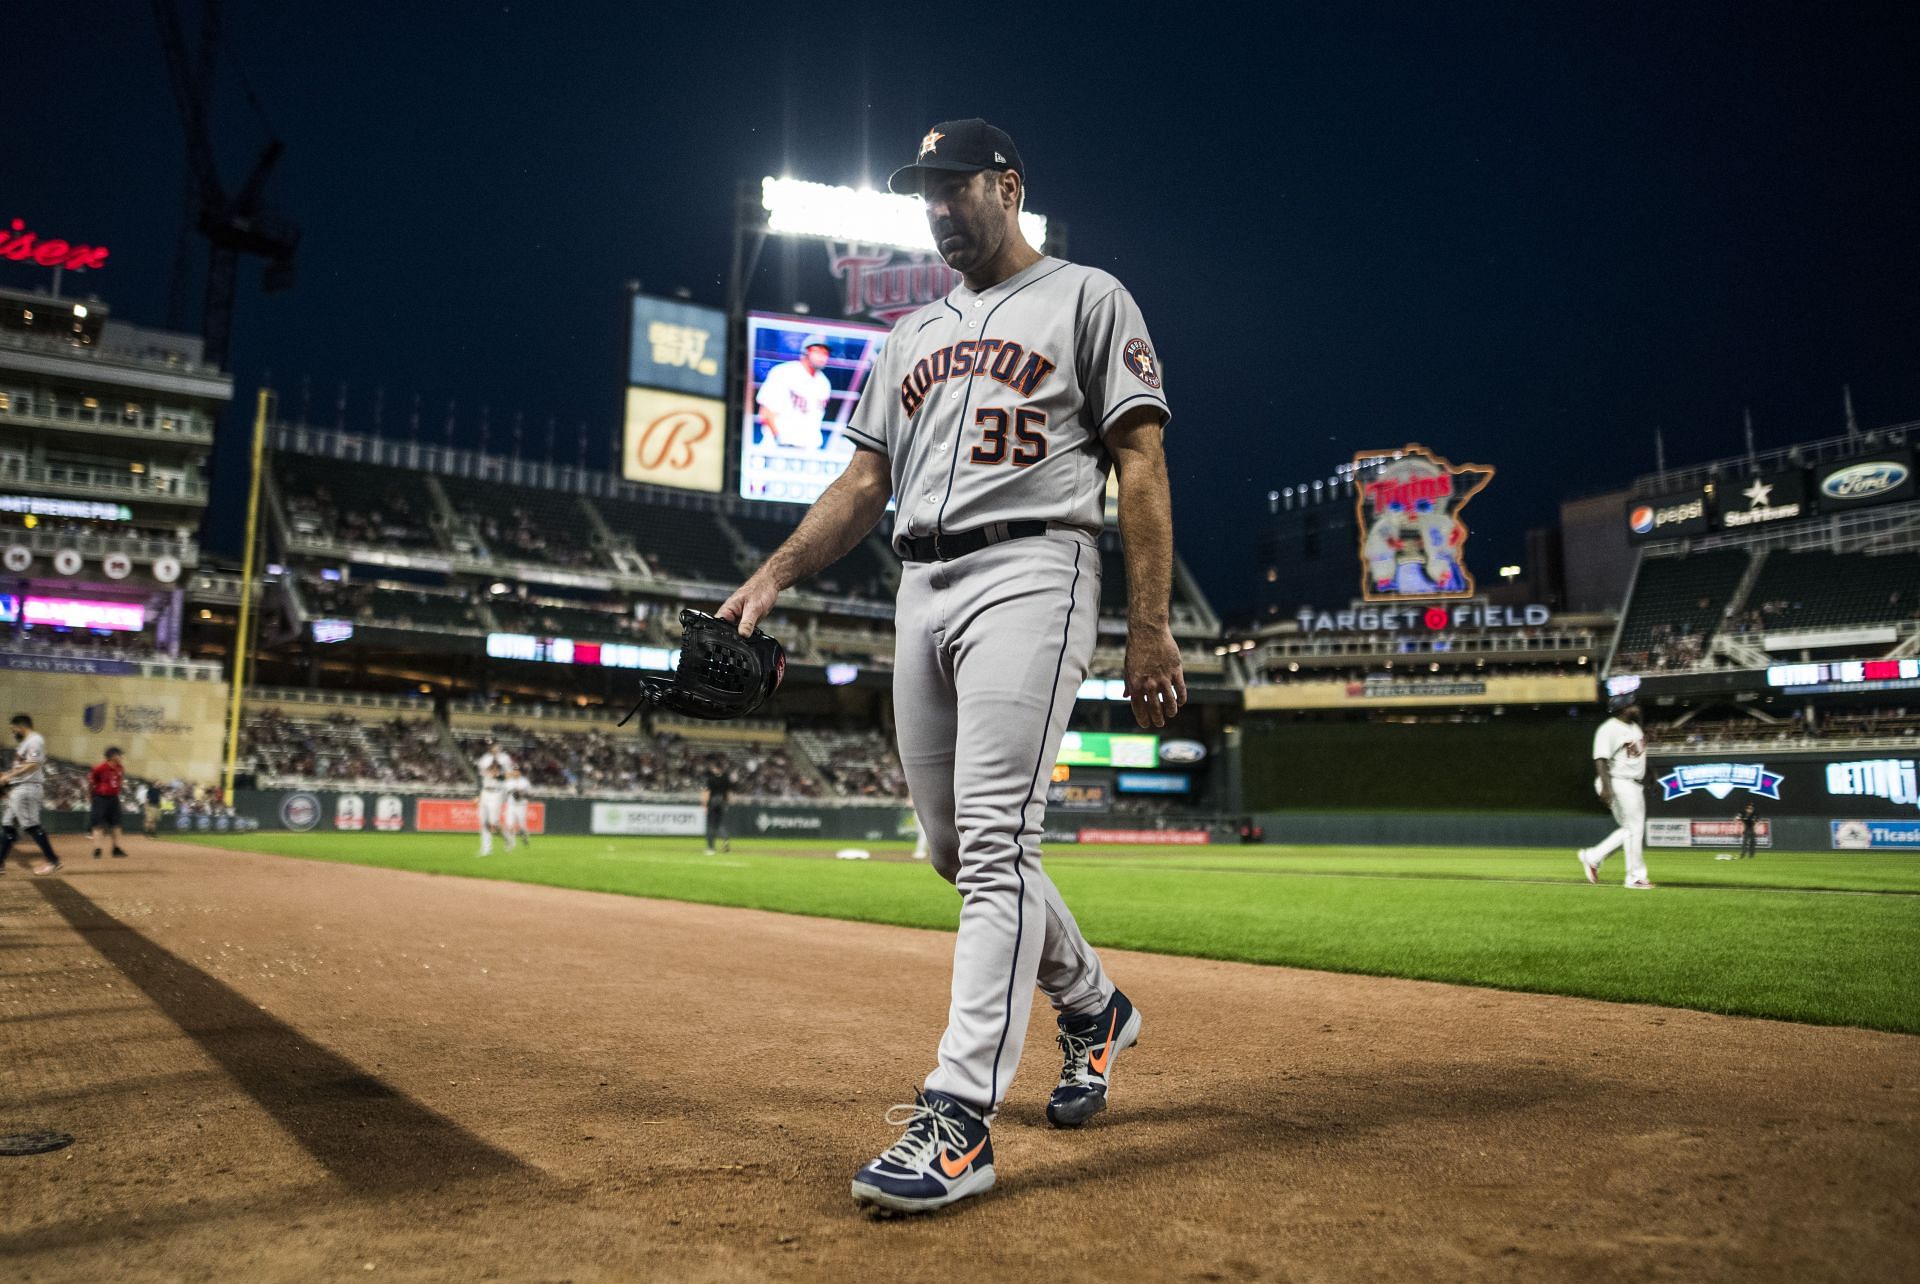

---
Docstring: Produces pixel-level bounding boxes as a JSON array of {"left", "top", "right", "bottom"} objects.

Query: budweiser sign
[
  {"left": 829, "top": 244, "right": 961, "bottom": 324},
  {"left": 0, "top": 219, "right": 111, "bottom": 271}
]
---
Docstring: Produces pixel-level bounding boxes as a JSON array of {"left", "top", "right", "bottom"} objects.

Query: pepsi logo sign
[
  {"left": 1628, "top": 505, "right": 1654, "bottom": 534},
  {"left": 1821, "top": 461, "right": 1909, "bottom": 501}
]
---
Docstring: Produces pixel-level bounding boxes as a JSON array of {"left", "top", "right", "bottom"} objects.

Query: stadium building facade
[
  {"left": 0, "top": 282, "right": 235, "bottom": 801},
  {"left": 1603, "top": 415, "right": 1920, "bottom": 850}
]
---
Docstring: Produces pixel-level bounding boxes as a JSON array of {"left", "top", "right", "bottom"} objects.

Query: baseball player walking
[
  {"left": 720, "top": 118, "right": 1185, "bottom": 1214},
  {"left": 505, "top": 767, "right": 533, "bottom": 848},
  {"left": 1, "top": 714, "right": 64, "bottom": 875},
  {"left": 1578, "top": 695, "right": 1653, "bottom": 888},
  {"left": 474, "top": 739, "right": 514, "bottom": 856}
]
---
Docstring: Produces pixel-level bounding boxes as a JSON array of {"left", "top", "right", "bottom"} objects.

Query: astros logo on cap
[{"left": 918, "top": 129, "right": 944, "bottom": 159}]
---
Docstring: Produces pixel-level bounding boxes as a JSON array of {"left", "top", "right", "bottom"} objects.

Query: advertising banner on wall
[
  {"left": 15, "top": 669, "right": 230, "bottom": 784},
  {"left": 591, "top": 802, "right": 705, "bottom": 836},
  {"left": 1814, "top": 454, "right": 1914, "bottom": 510},
  {"left": 1077, "top": 828, "right": 1211, "bottom": 845},
  {"left": 1048, "top": 767, "right": 1112, "bottom": 812},
  {"left": 1648, "top": 817, "right": 1773, "bottom": 848},
  {"left": 621, "top": 387, "right": 726, "bottom": 492},
  {"left": 1056, "top": 731, "right": 1160, "bottom": 768},
  {"left": 627, "top": 296, "right": 727, "bottom": 398},
  {"left": 415, "top": 797, "right": 548, "bottom": 834},
  {"left": 1714, "top": 470, "right": 1807, "bottom": 530},
  {"left": 1648, "top": 752, "right": 1920, "bottom": 819},
  {"left": 1830, "top": 819, "right": 1920, "bottom": 850},
  {"left": 1625, "top": 489, "right": 1710, "bottom": 542}
]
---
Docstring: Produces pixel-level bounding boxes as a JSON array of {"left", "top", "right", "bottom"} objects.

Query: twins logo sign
[
  {"left": 1354, "top": 445, "right": 1494, "bottom": 601},
  {"left": 1658, "top": 763, "right": 1784, "bottom": 802}
]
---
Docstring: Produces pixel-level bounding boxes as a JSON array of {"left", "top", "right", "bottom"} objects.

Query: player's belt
[{"left": 898, "top": 520, "right": 1049, "bottom": 563}]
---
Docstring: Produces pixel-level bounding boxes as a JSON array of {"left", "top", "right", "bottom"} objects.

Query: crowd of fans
[
  {"left": 1614, "top": 621, "right": 1710, "bottom": 673},
  {"left": 472, "top": 505, "right": 601, "bottom": 568},
  {"left": 1650, "top": 707, "right": 1920, "bottom": 748},
  {"left": 0, "top": 628, "right": 170, "bottom": 661},
  {"left": 243, "top": 708, "right": 467, "bottom": 785},
  {"left": 282, "top": 478, "right": 437, "bottom": 548},
  {"left": 455, "top": 724, "right": 821, "bottom": 798},
  {"left": 794, "top": 729, "right": 908, "bottom": 799},
  {"left": 300, "top": 579, "right": 482, "bottom": 631},
  {"left": 10, "top": 756, "right": 233, "bottom": 822}
]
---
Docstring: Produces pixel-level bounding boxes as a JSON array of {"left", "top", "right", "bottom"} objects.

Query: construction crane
[{"left": 151, "top": 0, "right": 299, "bottom": 370}]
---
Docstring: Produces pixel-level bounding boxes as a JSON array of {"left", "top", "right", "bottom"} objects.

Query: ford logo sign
[
  {"left": 1821, "top": 460, "right": 1908, "bottom": 501},
  {"left": 1159, "top": 739, "right": 1207, "bottom": 764}
]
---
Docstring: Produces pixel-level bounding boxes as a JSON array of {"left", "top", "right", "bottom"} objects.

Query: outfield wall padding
[{"left": 1241, "top": 719, "right": 1597, "bottom": 813}]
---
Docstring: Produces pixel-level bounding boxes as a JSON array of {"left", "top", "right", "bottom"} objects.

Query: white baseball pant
[
  {"left": 1588, "top": 777, "right": 1649, "bottom": 884},
  {"left": 892, "top": 531, "right": 1114, "bottom": 1117}
]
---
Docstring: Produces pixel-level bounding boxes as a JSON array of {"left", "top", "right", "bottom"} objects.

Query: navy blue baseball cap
[{"left": 888, "top": 119, "right": 1025, "bottom": 195}]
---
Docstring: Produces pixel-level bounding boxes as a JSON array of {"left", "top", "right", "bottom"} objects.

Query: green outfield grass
[{"left": 176, "top": 834, "right": 1920, "bottom": 1034}]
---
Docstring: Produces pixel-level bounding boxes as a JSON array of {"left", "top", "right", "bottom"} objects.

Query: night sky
[{"left": 10, "top": 2, "right": 1919, "bottom": 618}]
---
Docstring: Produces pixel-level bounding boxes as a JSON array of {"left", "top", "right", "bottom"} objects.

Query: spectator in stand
[
  {"left": 88, "top": 746, "right": 130, "bottom": 859},
  {"left": 703, "top": 761, "right": 734, "bottom": 855},
  {"left": 144, "top": 780, "right": 164, "bottom": 836}
]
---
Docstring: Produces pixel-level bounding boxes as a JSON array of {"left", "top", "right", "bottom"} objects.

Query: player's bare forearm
[
  {"left": 1108, "top": 408, "right": 1186, "bottom": 727},
  {"left": 718, "top": 447, "right": 892, "bottom": 634},
  {"left": 1109, "top": 408, "right": 1175, "bottom": 630}
]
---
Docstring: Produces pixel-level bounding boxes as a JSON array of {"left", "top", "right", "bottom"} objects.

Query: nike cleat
[
  {"left": 1577, "top": 849, "right": 1599, "bottom": 884},
  {"left": 851, "top": 1090, "right": 994, "bottom": 1215},
  {"left": 1048, "top": 988, "right": 1142, "bottom": 1128}
]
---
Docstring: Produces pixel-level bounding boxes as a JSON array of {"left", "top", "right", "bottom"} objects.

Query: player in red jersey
[{"left": 89, "top": 747, "right": 130, "bottom": 860}]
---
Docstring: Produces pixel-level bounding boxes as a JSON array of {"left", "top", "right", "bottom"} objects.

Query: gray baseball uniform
[
  {"left": 844, "top": 255, "right": 1169, "bottom": 1115},
  {"left": 3, "top": 730, "right": 47, "bottom": 828}
]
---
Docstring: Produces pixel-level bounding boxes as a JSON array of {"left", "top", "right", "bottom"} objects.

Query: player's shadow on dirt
[
  {"left": 32, "top": 878, "right": 537, "bottom": 1195},
  {"left": 991, "top": 1064, "right": 1583, "bottom": 1199}
]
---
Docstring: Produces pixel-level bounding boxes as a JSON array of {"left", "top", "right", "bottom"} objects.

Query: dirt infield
[{"left": 2, "top": 841, "right": 1915, "bottom": 1283}]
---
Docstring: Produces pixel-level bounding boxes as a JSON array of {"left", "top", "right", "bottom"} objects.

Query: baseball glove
[{"left": 618, "top": 609, "right": 786, "bottom": 724}]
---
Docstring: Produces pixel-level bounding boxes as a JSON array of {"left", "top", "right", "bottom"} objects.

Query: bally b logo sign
[{"left": 622, "top": 387, "right": 725, "bottom": 493}]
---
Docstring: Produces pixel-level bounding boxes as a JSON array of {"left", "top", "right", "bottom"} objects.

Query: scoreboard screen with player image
[{"left": 739, "top": 313, "right": 888, "bottom": 505}]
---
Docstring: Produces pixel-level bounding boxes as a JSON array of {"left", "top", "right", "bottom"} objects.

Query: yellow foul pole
[{"left": 221, "top": 389, "right": 272, "bottom": 802}]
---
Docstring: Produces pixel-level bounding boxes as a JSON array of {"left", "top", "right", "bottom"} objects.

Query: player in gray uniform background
[
  {"left": 719, "top": 118, "right": 1185, "bottom": 1214},
  {"left": 2, "top": 713, "right": 64, "bottom": 875}
]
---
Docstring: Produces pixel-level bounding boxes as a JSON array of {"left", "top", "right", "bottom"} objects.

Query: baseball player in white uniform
[
  {"left": 755, "top": 336, "right": 834, "bottom": 449},
  {"left": 2, "top": 713, "right": 63, "bottom": 875},
  {"left": 1578, "top": 695, "right": 1653, "bottom": 888},
  {"left": 720, "top": 118, "right": 1185, "bottom": 1215},
  {"left": 474, "top": 741, "right": 514, "bottom": 856},
  {"left": 505, "top": 768, "right": 532, "bottom": 848}
]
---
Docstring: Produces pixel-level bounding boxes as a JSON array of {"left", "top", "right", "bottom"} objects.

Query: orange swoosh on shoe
[
  {"left": 938, "top": 1139, "right": 986, "bottom": 1178},
  {"left": 1087, "top": 1009, "right": 1120, "bottom": 1074}
]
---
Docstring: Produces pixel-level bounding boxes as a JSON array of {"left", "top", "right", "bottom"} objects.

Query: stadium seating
[
  {"left": 243, "top": 706, "right": 468, "bottom": 785},
  {"left": 729, "top": 510, "right": 892, "bottom": 600},
  {"left": 592, "top": 496, "right": 743, "bottom": 583},
  {"left": 303, "top": 580, "right": 484, "bottom": 632},
  {"left": 437, "top": 475, "right": 606, "bottom": 569},
  {"left": 276, "top": 453, "right": 441, "bottom": 549},
  {"left": 1736, "top": 550, "right": 1920, "bottom": 634},
  {"left": 791, "top": 728, "right": 908, "bottom": 799},
  {"left": 486, "top": 595, "right": 653, "bottom": 642},
  {"left": 1612, "top": 549, "right": 1748, "bottom": 669},
  {"left": 453, "top": 723, "right": 822, "bottom": 798}
]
